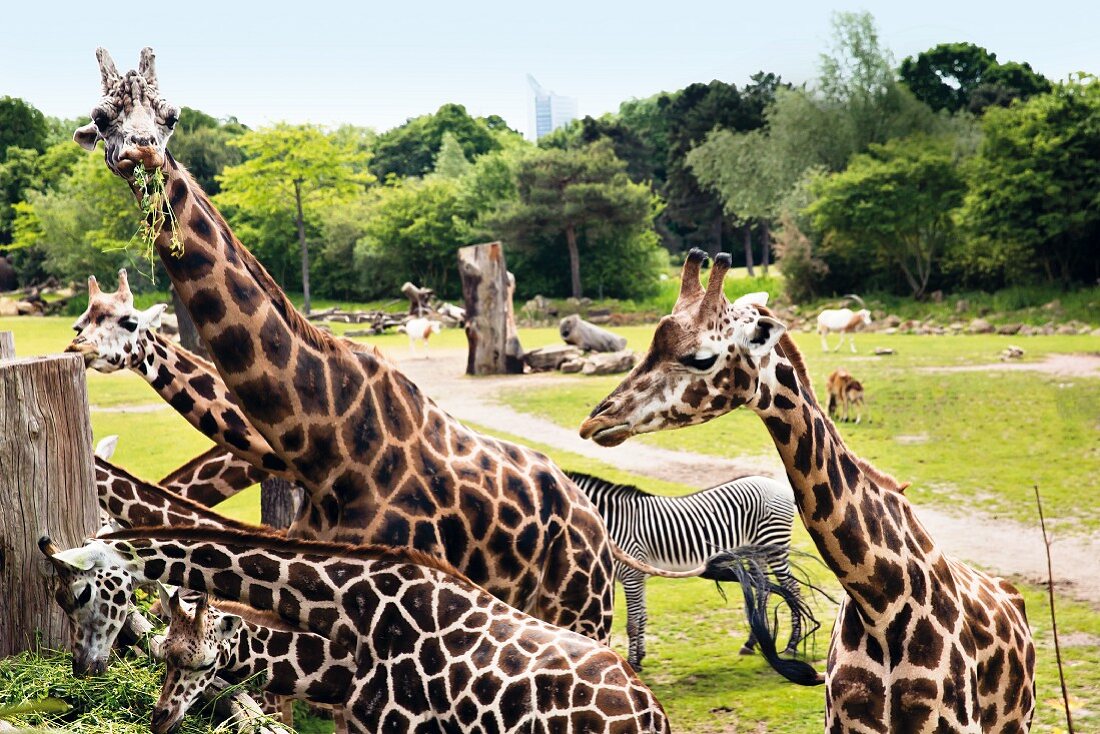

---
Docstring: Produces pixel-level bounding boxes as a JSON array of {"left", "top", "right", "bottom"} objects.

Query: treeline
[{"left": 1, "top": 11, "right": 1097, "bottom": 305}]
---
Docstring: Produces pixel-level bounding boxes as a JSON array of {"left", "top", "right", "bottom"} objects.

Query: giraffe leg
[
  {"left": 331, "top": 705, "right": 348, "bottom": 734},
  {"left": 620, "top": 568, "right": 648, "bottom": 669},
  {"left": 279, "top": 697, "right": 293, "bottom": 728}
]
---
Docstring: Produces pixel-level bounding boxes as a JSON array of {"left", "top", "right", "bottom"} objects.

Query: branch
[{"left": 1036, "top": 484, "right": 1075, "bottom": 734}]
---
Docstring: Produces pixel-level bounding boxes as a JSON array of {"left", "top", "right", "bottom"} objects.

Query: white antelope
[
  {"left": 817, "top": 296, "right": 872, "bottom": 352},
  {"left": 399, "top": 317, "right": 442, "bottom": 357}
]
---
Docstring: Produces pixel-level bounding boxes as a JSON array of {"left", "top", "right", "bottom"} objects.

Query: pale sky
[{"left": 2, "top": 0, "right": 1096, "bottom": 137}]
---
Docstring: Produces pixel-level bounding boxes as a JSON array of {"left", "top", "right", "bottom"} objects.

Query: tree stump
[
  {"left": 0, "top": 338, "right": 98, "bottom": 656},
  {"left": 401, "top": 282, "right": 434, "bottom": 317},
  {"left": 458, "top": 242, "right": 524, "bottom": 375},
  {"left": 559, "top": 314, "right": 627, "bottom": 352},
  {"left": 260, "top": 477, "right": 298, "bottom": 530}
]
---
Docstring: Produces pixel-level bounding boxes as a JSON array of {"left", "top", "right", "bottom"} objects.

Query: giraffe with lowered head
[
  {"left": 72, "top": 46, "right": 727, "bottom": 643},
  {"left": 579, "top": 250, "right": 1036, "bottom": 733}
]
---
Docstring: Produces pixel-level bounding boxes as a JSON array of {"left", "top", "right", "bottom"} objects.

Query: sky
[{"left": 2, "top": 0, "right": 1097, "bottom": 138}]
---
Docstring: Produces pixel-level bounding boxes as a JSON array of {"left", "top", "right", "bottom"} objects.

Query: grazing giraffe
[
  {"left": 579, "top": 250, "right": 1036, "bottom": 733},
  {"left": 51, "top": 527, "right": 671, "bottom": 734},
  {"left": 73, "top": 46, "right": 709, "bottom": 643},
  {"left": 153, "top": 588, "right": 350, "bottom": 734},
  {"left": 157, "top": 445, "right": 268, "bottom": 508}
]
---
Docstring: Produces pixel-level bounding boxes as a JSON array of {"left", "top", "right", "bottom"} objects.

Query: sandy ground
[
  {"left": 393, "top": 347, "right": 1100, "bottom": 607},
  {"left": 924, "top": 352, "right": 1100, "bottom": 378}
]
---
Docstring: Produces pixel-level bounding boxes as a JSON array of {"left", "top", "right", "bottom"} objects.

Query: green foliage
[
  {"left": 808, "top": 135, "right": 966, "bottom": 297},
  {"left": 770, "top": 212, "right": 828, "bottom": 301},
  {"left": 432, "top": 131, "right": 474, "bottom": 179},
  {"left": 485, "top": 140, "right": 657, "bottom": 298},
  {"left": 168, "top": 108, "right": 247, "bottom": 193},
  {"left": 0, "top": 96, "right": 49, "bottom": 159},
  {"left": 900, "top": 42, "right": 1051, "bottom": 114},
  {"left": 370, "top": 103, "right": 513, "bottom": 180},
  {"left": 958, "top": 76, "right": 1100, "bottom": 286}
]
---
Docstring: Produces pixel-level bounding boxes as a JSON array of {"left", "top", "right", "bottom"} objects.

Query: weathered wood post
[
  {"left": 0, "top": 333, "right": 99, "bottom": 656},
  {"left": 458, "top": 242, "right": 524, "bottom": 375}
]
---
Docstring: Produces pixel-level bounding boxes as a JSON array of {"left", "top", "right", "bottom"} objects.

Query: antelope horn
[
  {"left": 677, "top": 248, "right": 708, "bottom": 306},
  {"left": 137, "top": 47, "right": 157, "bottom": 86},
  {"left": 87, "top": 275, "right": 101, "bottom": 298},
  {"left": 700, "top": 252, "right": 733, "bottom": 313},
  {"left": 116, "top": 268, "right": 133, "bottom": 303},
  {"left": 95, "top": 47, "right": 120, "bottom": 93},
  {"left": 843, "top": 293, "right": 866, "bottom": 308}
]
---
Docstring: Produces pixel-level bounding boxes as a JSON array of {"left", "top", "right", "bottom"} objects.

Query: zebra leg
[
  {"left": 621, "top": 569, "right": 648, "bottom": 669},
  {"left": 770, "top": 555, "right": 804, "bottom": 655}
]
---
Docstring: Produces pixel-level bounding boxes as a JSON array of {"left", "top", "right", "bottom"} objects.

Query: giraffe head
[
  {"left": 73, "top": 47, "right": 180, "bottom": 178},
  {"left": 580, "top": 249, "right": 785, "bottom": 447},
  {"left": 40, "top": 536, "right": 135, "bottom": 676},
  {"left": 67, "top": 269, "right": 167, "bottom": 371},
  {"left": 152, "top": 588, "right": 242, "bottom": 734}
]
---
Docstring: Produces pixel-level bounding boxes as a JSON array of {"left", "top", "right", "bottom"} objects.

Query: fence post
[{"left": 0, "top": 334, "right": 98, "bottom": 655}]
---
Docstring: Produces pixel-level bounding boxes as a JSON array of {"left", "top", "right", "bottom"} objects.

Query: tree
[
  {"left": 958, "top": 76, "right": 1100, "bottom": 286},
  {"left": 371, "top": 104, "right": 512, "bottom": 180},
  {"left": 0, "top": 97, "right": 48, "bottom": 160},
  {"left": 807, "top": 136, "right": 966, "bottom": 298},
  {"left": 432, "top": 132, "right": 473, "bottom": 179},
  {"left": 900, "top": 42, "right": 1051, "bottom": 114},
  {"left": 485, "top": 141, "right": 653, "bottom": 298},
  {"left": 215, "top": 124, "right": 372, "bottom": 313},
  {"left": 168, "top": 107, "right": 248, "bottom": 193}
]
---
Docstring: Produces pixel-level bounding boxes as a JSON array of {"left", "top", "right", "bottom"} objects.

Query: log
[
  {"left": 524, "top": 345, "right": 582, "bottom": 372},
  {"left": 581, "top": 350, "right": 637, "bottom": 375},
  {"left": 260, "top": 477, "right": 299, "bottom": 530},
  {"left": 0, "top": 341, "right": 98, "bottom": 656},
  {"left": 401, "top": 282, "right": 434, "bottom": 317},
  {"left": 458, "top": 242, "right": 524, "bottom": 375},
  {"left": 559, "top": 314, "right": 627, "bottom": 352}
]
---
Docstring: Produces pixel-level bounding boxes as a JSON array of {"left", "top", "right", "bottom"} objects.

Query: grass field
[{"left": 0, "top": 316, "right": 1097, "bottom": 732}]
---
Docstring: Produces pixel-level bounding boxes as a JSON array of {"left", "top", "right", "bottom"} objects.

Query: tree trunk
[
  {"left": 171, "top": 285, "right": 208, "bottom": 358},
  {"left": 565, "top": 223, "right": 582, "bottom": 299},
  {"left": 400, "top": 282, "right": 434, "bottom": 317},
  {"left": 458, "top": 242, "right": 524, "bottom": 375},
  {"left": 709, "top": 212, "right": 723, "bottom": 258},
  {"left": 760, "top": 220, "right": 771, "bottom": 277},
  {"left": 742, "top": 223, "right": 755, "bottom": 277},
  {"left": 0, "top": 338, "right": 98, "bottom": 657},
  {"left": 259, "top": 477, "right": 298, "bottom": 530},
  {"left": 294, "top": 179, "right": 310, "bottom": 315}
]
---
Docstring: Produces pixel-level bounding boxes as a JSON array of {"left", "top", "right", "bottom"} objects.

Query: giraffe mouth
[
  {"left": 117, "top": 145, "right": 166, "bottom": 176},
  {"left": 584, "top": 422, "right": 632, "bottom": 447}
]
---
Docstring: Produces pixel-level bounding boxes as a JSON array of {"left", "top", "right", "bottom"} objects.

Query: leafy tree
[
  {"left": 900, "top": 42, "right": 1051, "bottom": 114},
  {"left": 0, "top": 148, "right": 39, "bottom": 245},
  {"left": 807, "top": 136, "right": 966, "bottom": 297},
  {"left": 0, "top": 97, "right": 49, "bottom": 160},
  {"left": 216, "top": 124, "right": 373, "bottom": 312},
  {"left": 168, "top": 107, "right": 248, "bottom": 193},
  {"left": 958, "top": 76, "right": 1100, "bottom": 285},
  {"left": 371, "top": 104, "right": 509, "bottom": 180},
  {"left": 485, "top": 140, "right": 654, "bottom": 298},
  {"left": 432, "top": 132, "right": 473, "bottom": 179}
]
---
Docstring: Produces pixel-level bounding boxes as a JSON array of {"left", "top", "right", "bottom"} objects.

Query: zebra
[{"left": 567, "top": 471, "right": 803, "bottom": 669}]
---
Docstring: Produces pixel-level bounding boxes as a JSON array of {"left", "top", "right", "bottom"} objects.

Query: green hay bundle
[{"left": 131, "top": 163, "right": 184, "bottom": 284}]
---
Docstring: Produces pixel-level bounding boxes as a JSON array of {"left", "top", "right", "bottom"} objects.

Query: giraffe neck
[
  {"left": 94, "top": 457, "right": 252, "bottom": 531},
  {"left": 133, "top": 330, "right": 290, "bottom": 479},
  {"left": 219, "top": 622, "right": 352, "bottom": 704},
  {"left": 158, "top": 446, "right": 268, "bottom": 508},
  {"left": 152, "top": 154, "right": 454, "bottom": 532},
  {"left": 747, "top": 344, "right": 938, "bottom": 621}
]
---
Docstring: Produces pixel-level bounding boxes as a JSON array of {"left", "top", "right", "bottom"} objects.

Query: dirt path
[
  {"left": 923, "top": 352, "right": 1100, "bottom": 378},
  {"left": 392, "top": 347, "right": 1100, "bottom": 607}
]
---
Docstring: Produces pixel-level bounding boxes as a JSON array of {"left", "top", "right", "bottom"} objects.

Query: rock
[
  {"left": 954, "top": 299, "right": 969, "bottom": 314},
  {"left": 1018, "top": 325, "right": 1036, "bottom": 336},
  {"left": 524, "top": 345, "right": 582, "bottom": 372},
  {"left": 1056, "top": 324, "right": 1077, "bottom": 335},
  {"left": 560, "top": 315, "right": 627, "bottom": 353},
  {"left": 948, "top": 322, "right": 965, "bottom": 331},
  {"left": 559, "top": 358, "right": 585, "bottom": 374},
  {"left": 1000, "top": 345, "right": 1025, "bottom": 361},
  {"left": 882, "top": 327, "right": 898, "bottom": 335},
  {"left": 883, "top": 314, "right": 902, "bottom": 328},
  {"left": 1081, "top": 326, "right": 1096, "bottom": 335},
  {"left": 0, "top": 297, "right": 19, "bottom": 316},
  {"left": 967, "top": 318, "right": 994, "bottom": 334},
  {"left": 873, "top": 347, "right": 896, "bottom": 355},
  {"left": 930, "top": 290, "right": 944, "bottom": 303},
  {"left": 581, "top": 350, "right": 636, "bottom": 376},
  {"left": 15, "top": 300, "right": 37, "bottom": 315},
  {"left": 996, "top": 323, "right": 1022, "bottom": 335},
  {"left": 1040, "top": 325, "right": 1055, "bottom": 335},
  {"left": 523, "top": 295, "right": 557, "bottom": 318},
  {"left": 1042, "top": 299, "right": 1061, "bottom": 311},
  {"left": 1091, "top": 328, "right": 1100, "bottom": 337},
  {"left": 586, "top": 308, "right": 613, "bottom": 325}
]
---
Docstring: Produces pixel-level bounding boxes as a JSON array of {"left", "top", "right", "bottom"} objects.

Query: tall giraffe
[
  {"left": 153, "top": 589, "right": 351, "bottom": 734},
  {"left": 51, "top": 527, "right": 671, "bottom": 734},
  {"left": 72, "top": 46, "right": 705, "bottom": 642},
  {"left": 579, "top": 251, "right": 1036, "bottom": 733}
]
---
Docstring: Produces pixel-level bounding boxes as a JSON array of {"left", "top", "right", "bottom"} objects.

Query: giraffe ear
[
  {"left": 158, "top": 583, "right": 174, "bottom": 615},
  {"left": 51, "top": 544, "right": 104, "bottom": 572},
  {"left": 215, "top": 614, "right": 243, "bottom": 641},
  {"left": 74, "top": 123, "right": 100, "bottom": 151},
  {"left": 733, "top": 291, "right": 770, "bottom": 308},
  {"left": 95, "top": 435, "right": 119, "bottom": 460},
  {"left": 743, "top": 315, "right": 786, "bottom": 356},
  {"left": 137, "top": 303, "right": 168, "bottom": 331}
]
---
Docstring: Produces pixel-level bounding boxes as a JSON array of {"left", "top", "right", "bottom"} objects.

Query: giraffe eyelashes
[{"left": 678, "top": 352, "right": 719, "bottom": 371}]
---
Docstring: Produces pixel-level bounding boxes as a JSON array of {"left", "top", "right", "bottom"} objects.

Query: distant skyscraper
[{"left": 527, "top": 74, "right": 577, "bottom": 140}]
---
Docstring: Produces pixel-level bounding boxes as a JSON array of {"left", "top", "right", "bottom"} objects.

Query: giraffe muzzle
[
  {"left": 579, "top": 419, "right": 632, "bottom": 447},
  {"left": 150, "top": 706, "right": 183, "bottom": 734},
  {"left": 64, "top": 340, "right": 98, "bottom": 366}
]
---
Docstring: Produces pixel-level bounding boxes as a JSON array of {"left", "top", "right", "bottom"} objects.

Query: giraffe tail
[
  {"left": 703, "top": 547, "right": 824, "bottom": 686},
  {"left": 609, "top": 541, "right": 709, "bottom": 578}
]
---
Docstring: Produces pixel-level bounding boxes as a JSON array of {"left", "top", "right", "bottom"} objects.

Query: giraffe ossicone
[{"left": 580, "top": 248, "right": 1036, "bottom": 733}]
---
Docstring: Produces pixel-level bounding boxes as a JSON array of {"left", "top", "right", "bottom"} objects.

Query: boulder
[
  {"left": 0, "top": 297, "right": 19, "bottom": 316},
  {"left": 873, "top": 347, "right": 896, "bottom": 356},
  {"left": 882, "top": 314, "right": 902, "bottom": 327},
  {"left": 1056, "top": 324, "right": 1077, "bottom": 335},
  {"left": 996, "top": 323, "right": 1022, "bottom": 335},
  {"left": 524, "top": 345, "right": 582, "bottom": 372},
  {"left": 954, "top": 299, "right": 969, "bottom": 314},
  {"left": 559, "top": 314, "right": 627, "bottom": 353},
  {"left": 967, "top": 318, "right": 994, "bottom": 334},
  {"left": 581, "top": 350, "right": 636, "bottom": 376}
]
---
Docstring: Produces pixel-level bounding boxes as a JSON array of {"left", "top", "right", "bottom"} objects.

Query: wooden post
[
  {"left": 458, "top": 242, "right": 524, "bottom": 375},
  {"left": 0, "top": 336, "right": 98, "bottom": 656},
  {"left": 260, "top": 477, "right": 298, "bottom": 530}
]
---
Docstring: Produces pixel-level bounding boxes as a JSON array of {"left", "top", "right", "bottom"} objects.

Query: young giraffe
[
  {"left": 73, "top": 46, "right": 707, "bottom": 642},
  {"left": 579, "top": 250, "right": 1036, "bottom": 733},
  {"left": 153, "top": 589, "right": 350, "bottom": 734},
  {"left": 51, "top": 527, "right": 671, "bottom": 734},
  {"left": 157, "top": 445, "right": 268, "bottom": 508}
]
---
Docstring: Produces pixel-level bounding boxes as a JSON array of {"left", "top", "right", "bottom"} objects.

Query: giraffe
[
  {"left": 157, "top": 445, "right": 268, "bottom": 508},
  {"left": 578, "top": 250, "right": 1036, "bottom": 733},
  {"left": 73, "top": 46, "right": 711, "bottom": 643},
  {"left": 50, "top": 527, "right": 671, "bottom": 734},
  {"left": 153, "top": 588, "right": 351, "bottom": 734}
]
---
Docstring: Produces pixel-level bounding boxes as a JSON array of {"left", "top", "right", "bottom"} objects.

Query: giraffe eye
[
  {"left": 679, "top": 353, "right": 719, "bottom": 371},
  {"left": 119, "top": 317, "right": 139, "bottom": 332}
]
